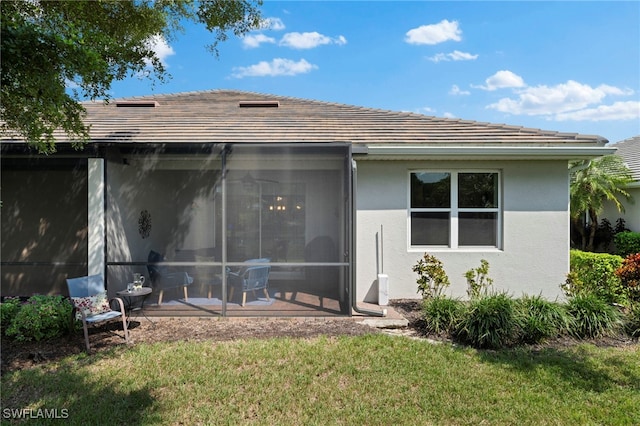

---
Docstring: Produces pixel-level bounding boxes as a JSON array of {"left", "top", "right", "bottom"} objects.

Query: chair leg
[
  {"left": 229, "top": 286, "right": 235, "bottom": 302},
  {"left": 208, "top": 287, "right": 212, "bottom": 299},
  {"left": 241, "top": 292, "right": 247, "bottom": 307},
  {"left": 158, "top": 290, "right": 164, "bottom": 305},
  {"left": 82, "top": 321, "right": 91, "bottom": 352},
  {"left": 263, "top": 287, "right": 270, "bottom": 301},
  {"left": 121, "top": 314, "right": 130, "bottom": 344},
  {"left": 183, "top": 286, "right": 188, "bottom": 301}
]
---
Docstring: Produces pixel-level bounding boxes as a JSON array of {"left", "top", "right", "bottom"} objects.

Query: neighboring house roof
[
  {"left": 1, "top": 90, "right": 613, "bottom": 158},
  {"left": 610, "top": 136, "right": 640, "bottom": 183}
]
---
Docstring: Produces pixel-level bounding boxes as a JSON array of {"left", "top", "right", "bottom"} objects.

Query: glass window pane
[
  {"left": 411, "top": 172, "right": 450, "bottom": 208},
  {"left": 458, "top": 173, "right": 498, "bottom": 208},
  {"left": 411, "top": 212, "right": 450, "bottom": 245},
  {"left": 459, "top": 212, "right": 497, "bottom": 246}
]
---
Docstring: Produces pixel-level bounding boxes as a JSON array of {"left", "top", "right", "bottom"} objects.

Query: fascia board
[{"left": 357, "top": 146, "right": 616, "bottom": 160}]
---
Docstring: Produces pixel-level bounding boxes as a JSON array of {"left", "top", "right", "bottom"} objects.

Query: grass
[{"left": 2, "top": 335, "right": 639, "bottom": 425}]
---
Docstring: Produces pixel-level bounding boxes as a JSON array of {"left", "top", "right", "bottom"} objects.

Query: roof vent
[
  {"left": 239, "top": 100, "right": 279, "bottom": 108},
  {"left": 116, "top": 101, "right": 159, "bottom": 108}
]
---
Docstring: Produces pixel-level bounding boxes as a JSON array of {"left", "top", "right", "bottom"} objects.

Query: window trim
[{"left": 408, "top": 169, "right": 502, "bottom": 250}]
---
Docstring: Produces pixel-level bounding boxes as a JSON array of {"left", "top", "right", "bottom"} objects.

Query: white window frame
[{"left": 408, "top": 170, "right": 502, "bottom": 251}]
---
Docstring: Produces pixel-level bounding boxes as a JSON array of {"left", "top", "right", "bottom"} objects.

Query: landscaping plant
[
  {"left": 464, "top": 259, "right": 493, "bottom": 299},
  {"left": 0, "top": 297, "right": 22, "bottom": 335},
  {"left": 422, "top": 296, "right": 464, "bottom": 336},
  {"left": 563, "top": 250, "right": 626, "bottom": 305},
  {"left": 614, "top": 231, "right": 640, "bottom": 257},
  {"left": 516, "top": 295, "right": 570, "bottom": 344},
  {"left": 624, "top": 303, "right": 640, "bottom": 338},
  {"left": 5, "top": 295, "right": 73, "bottom": 341},
  {"left": 455, "top": 292, "right": 518, "bottom": 349},
  {"left": 565, "top": 293, "right": 622, "bottom": 339},
  {"left": 615, "top": 252, "right": 640, "bottom": 303},
  {"left": 413, "top": 253, "right": 450, "bottom": 299}
]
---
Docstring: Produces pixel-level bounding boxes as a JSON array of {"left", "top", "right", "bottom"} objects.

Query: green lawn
[{"left": 2, "top": 335, "right": 638, "bottom": 425}]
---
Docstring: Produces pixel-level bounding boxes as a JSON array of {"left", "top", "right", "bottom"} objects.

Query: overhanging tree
[
  {"left": 570, "top": 155, "right": 634, "bottom": 251},
  {"left": 1, "top": 0, "right": 262, "bottom": 153}
]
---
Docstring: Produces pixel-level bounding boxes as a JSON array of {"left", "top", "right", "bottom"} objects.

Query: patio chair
[
  {"left": 227, "top": 258, "right": 271, "bottom": 306},
  {"left": 147, "top": 250, "right": 194, "bottom": 305},
  {"left": 66, "top": 274, "right": 129, "bottom": 352}
]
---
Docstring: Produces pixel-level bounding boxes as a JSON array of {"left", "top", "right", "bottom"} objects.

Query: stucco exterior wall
[
  {"left": 355, "top": 159, "right": 570, "bottom": 302},
  {"left": 601, "top": 186, "right": 640, "bottom": 233}
]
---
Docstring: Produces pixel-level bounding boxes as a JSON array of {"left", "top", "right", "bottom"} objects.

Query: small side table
[{"left": 117, "top": 287, "right": 153, "bottom": 326}]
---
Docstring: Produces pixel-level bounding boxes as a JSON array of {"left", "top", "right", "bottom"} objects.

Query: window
[{"left": 410, "top": 171, "right": 500, "bottom": 248}]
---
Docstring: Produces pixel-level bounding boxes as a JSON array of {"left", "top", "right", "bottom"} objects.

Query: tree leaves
[{"left": 1, "top": 0, "right": 262, "bottom": 153}]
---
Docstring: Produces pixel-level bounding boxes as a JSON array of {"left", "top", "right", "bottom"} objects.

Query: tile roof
[
  {"left": 611, "top": 136, "right": 640, "bottom": 182},
  {"left": 2, "top": 89, "right": 609, "bottom": 147}
]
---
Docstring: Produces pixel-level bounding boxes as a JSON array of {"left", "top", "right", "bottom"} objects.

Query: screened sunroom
[{"left": 105, "top": 143, "right": 352, "bottom": 316}]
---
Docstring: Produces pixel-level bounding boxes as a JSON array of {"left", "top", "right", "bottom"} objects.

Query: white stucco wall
[
  {"left": 601, "top": 186, "right": 640, "bottom": 232},
  {"left": 355, "top": 159, "right": 570, "bottom": 302}
]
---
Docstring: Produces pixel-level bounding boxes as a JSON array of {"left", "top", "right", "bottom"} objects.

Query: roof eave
[{"left": 355, "top": 145, "right": 616, "bottom": 160}]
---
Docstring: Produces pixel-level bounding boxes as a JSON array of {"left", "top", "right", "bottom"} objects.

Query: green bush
[
  {"left": 5, "top": 295, "right": 73, "bottom": 342},
  {"left": 516, "top": 295, "right": 570, "bottom": 344},
  {"left": 422, "top": 296, "right": 464, "bottom": 335},
  {"left": 464, "top": 259, "right": 494, "bottom": 299},
  {"left": 614, "top": 231, "right": 640, "bottom": 257},
  {"left": 565, "top": 293, "right": 622, "bottom": 339},
  {"left": 455, "top": 292, "right": 518, "bottom": 349},
  {"left": 413, "top": 253, "right": 450, "bottom": 299},
  {"left": 1, "top": 297, "right": 22, "bottom": 335},
  {"left": 563, "top": 250, "right": 626, "bottom": 305}
]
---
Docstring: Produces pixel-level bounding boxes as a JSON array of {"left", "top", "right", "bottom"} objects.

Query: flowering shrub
[{"left": 615, "top": 253, "right": 640, "bottom": 303}]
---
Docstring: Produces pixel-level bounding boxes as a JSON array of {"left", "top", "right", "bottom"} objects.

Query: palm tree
[{"left": 570, "top": 155, "right": 634, "bottom": 251}]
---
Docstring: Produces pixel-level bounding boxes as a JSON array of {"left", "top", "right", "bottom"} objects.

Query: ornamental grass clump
[
  {"left": 422, "top": 296, "right": 464, "bottom": 336},
  {"left": 565, "top": 293, "right": 622, "bottom": 339},
  {"left": 516, "top": 295, "right": 570, "bottom": 344},
  {"left": 455, "top": 292, "right": 519, "bottom": 349},
  {"left": 623, "top": 303, "right": 640, "bottom": 338}
]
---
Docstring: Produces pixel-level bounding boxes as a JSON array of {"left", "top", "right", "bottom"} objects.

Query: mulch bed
[{"left": 1, "top": 299, "right": 637, "bottom": 375}]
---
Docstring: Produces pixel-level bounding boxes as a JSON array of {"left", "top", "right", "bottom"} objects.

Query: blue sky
[{"left": 109, "top": 1, "right": 640, "bottom": 144}]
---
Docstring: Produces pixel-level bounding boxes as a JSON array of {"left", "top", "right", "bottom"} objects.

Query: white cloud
[
  {"left": 428, "top": 50, "right": 478, "bottom": 63},
  {"left": 231, "top": 58, "right": 317, "bottom": 78},
  {"left": 260, "top": 17, "right": 285, "bottom": 31},
  {"left": 488, "top": 80, "right": 633, "bottom": 116},
  {"left": 405, "top": 19, "right": 462, "bottom": 45},
  {"left": 145, "top": 34, "right": 175, "bottom": 66},
  {"left": 280, "top": 32, "right": 347, "bottom": 49},
  {"left": 555, "top": 101, "right": 640, "bottom": 121},
  {"left": 242, "top": 34, "right": 276, "bottom": 49},
  {"left": 449, "top": 85, "right": 470, "bottom": 96},
  {"left": 443, "top": 112, "right": 457, "bottom": 118},
  {"left": 474, "top": 70, "right": 525, "bottom": 91}
]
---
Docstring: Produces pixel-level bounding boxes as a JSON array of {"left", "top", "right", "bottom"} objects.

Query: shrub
[
  {"left": 563, "top": 250, "right": 626, "bottom": 305},
  {"left": 413, "top": 253, "right": 450, "bottom": 299},
  {"left": 615, "top": 253, "right": 640, "bottom": 303},
  {"left": 464, "top": 259, "right": 493, "bottom": 299},
  {"left": 422, "top": 296, "right": 464, "bottom": 335},
  {"left": 516, "top": 295, "right": 569, "bottom": 344},
  {"left": 1, "top": 297, "right": 22, "bottom": 335},
  {"left": 565, "top": 293, "right": 622, "bottom": 339},
  {"left": 455, "top": 292, "right": 518, "bottom": 349},
  {"left": 624, "top": 304, "right": 640, "bottom": 338},
  {"left": 614, "top": 231, "right": 640, "bottom": 257},
  {"left": 5, "top": 295, "right": 73, "bottom": 342}
]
